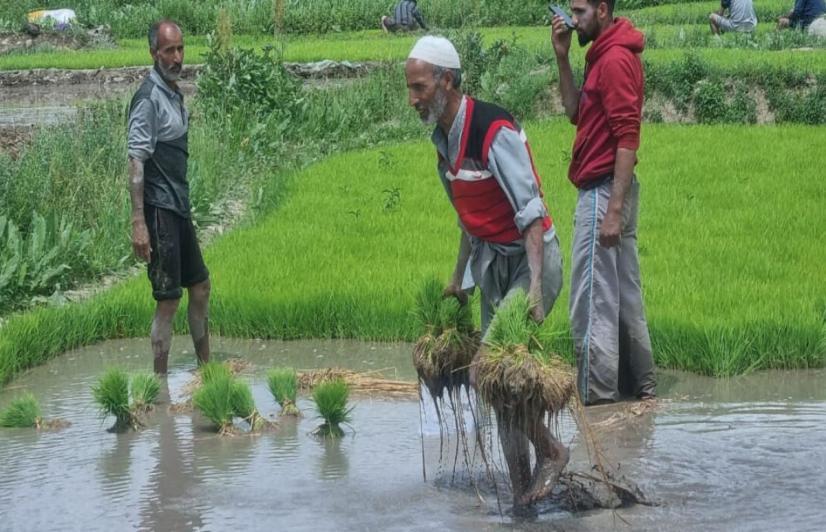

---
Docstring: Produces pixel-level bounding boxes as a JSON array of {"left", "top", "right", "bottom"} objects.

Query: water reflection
[{"left": 319, "top": 435, "right": 350, "bottom": 481}]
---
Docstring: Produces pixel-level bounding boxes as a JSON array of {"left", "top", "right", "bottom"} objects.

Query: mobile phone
[{"left": 549, "top": 4, "right": 575, "bottom": 29}]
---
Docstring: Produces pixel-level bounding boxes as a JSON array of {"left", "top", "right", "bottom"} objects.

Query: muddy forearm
[
  {"left": 451, "top": 231, "right": 472, "bottom": 287},
  {"left": 524, "top": 219, "right": 545, "bottom": 294},
  {"left": 128, "top": 157, "right": 145, "bottom": 224}
]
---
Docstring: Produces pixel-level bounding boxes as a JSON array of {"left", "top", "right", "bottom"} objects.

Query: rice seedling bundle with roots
[
  {"left": 192, "top": 370, "right": 267, "bottom": 435},
  {"left": 92, "top": 369, "right": 162, "bottom": 431},
  {"left": 0, "top": 392, "right": 69, "bottom": 430},
  {"left": 312, "top": 378, "right": 352, "bottom": 438},
  {"left": 475, "top": 291, "right": 575, "bottom": 428},
  {"left": 412, "top": 279, "right": 480, "bottom": 406},
  {"left": 267, "top": 368, "right": 301, "bottom": 416}
]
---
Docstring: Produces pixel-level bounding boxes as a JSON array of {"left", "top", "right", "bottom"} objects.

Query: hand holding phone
[{"left": 549, "top": 4, "right": 575, "bottom": 29}]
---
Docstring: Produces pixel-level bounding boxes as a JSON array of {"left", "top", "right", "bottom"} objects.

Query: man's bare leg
[
  {"left": 187, "top": 279, "right": 210, "bottom": 366},
  {"left": 523, "top": 414, "right": 569, "bottom": 504},
  {"left": 495, "top": 409, "right": 532, "bottom": 509},
  {"left": 152, "top": 299, "right": 180, "bottom": 374}
]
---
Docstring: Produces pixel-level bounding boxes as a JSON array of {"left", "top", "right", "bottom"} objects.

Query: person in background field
[
  {"left": 127, "top": 20, "right": 211, "bottom": 375},
  {"left": 381, "top": 0, "right": 427, "bottom": 33},
  {"left": 777, "top": 0, "right": 826, "bottom": 35},
  {"left": 550, "top": 1, "right": 657, "bottom": 406},
  {"left": 405, "top": 36, "right": 568, "bottom": 510},
  {"left": 709, "top": 0, "right": 757, "bottom": 34}
]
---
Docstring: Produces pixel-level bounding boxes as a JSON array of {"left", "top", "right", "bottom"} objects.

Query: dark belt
[{"left": 578, "top": 174, "right": 613, "bottom": 191}]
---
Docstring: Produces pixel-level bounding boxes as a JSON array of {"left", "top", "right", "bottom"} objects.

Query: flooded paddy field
[{"left": 1, "top": 338, "right": 825, "bottom": 531}]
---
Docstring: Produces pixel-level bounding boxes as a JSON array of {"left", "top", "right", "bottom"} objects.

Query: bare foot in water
[{"left": 520, "top": 446, "right": 570, "bottom": 504}]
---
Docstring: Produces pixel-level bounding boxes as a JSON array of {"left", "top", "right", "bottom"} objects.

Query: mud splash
[{"left": 1, "top": 337, "right": 825, "bottom": 530}]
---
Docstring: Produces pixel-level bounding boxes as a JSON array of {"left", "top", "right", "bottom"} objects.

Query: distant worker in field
[
  {"left": 381, "top": 0, "right": 427, "bottom": 33},
  {"left": 550, "top": 1, "right": 657, "bottom": 406},
  {"left": 777, "top": 0, "right": 826, "bottom": 36},
  {"left": 709, "top": 0, "right": 757, "bottom": 34},
  {"left": 405, "top": 36, "right": 568, "bottom": 508},
  {"left": 127, "top": 20, "right": 211, "bottom": 375}
]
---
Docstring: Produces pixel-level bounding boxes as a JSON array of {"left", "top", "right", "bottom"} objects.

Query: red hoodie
[{"left": 569, "top": 18, "right": 645, "bottom": 189}]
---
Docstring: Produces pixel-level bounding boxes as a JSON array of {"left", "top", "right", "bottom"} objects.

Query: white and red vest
[{"left": 441, "top": 98, "right": 552, "bottom": 244}]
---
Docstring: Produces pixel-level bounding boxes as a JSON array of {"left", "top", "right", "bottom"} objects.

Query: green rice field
[{"left": 1, "top": 121, "right": 824, "bottom": 384}]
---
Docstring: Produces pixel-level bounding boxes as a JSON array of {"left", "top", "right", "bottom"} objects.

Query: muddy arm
[{"left": 128, "top": 157, "right": 151, "bottom": 262}]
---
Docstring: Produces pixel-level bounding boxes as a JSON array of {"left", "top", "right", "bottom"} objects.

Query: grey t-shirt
[
  {"left": 127, "top": 67, "right": 191, "bottom": 218},
  {"left": 723, "top": 0, "right": 758, "bottom": 29}
]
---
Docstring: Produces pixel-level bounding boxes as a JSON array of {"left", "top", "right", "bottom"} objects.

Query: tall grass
[{"left": 92, "top": 368, "right": 131, "bottom": 429}]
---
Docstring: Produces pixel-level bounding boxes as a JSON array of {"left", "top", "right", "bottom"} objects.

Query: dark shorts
[{"left": 145, "top": 204, "right": 209, "bottom": 301}]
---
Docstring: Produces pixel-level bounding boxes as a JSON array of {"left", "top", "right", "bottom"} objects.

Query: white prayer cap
[{"left": 407, "top": 36, "right": 461, "bottom": 69}]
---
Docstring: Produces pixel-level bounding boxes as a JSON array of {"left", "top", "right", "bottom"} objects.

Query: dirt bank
[{"left": 0, "top": 60, "right": 380, "bottom": 87}]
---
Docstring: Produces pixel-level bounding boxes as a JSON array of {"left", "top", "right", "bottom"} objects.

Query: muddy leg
[
  {"left": 152, "top": 299, "right": 180, "bottom": 375},
  {"left": 495, "top": 409, "right": 532, "bottom": 508},
  {"left": 187, "top": 278, "right": 211, "bottom": 366},
  {"left": 524, "top": 414, "right": 569, "bottom": 503}
]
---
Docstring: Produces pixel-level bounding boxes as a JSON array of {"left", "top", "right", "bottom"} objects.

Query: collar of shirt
[
  {"left": 150, "top": 66, "right": 184, "bottom": 103},
  {"left": 431, "top": 95, "right": 468, "bottom": 167}
]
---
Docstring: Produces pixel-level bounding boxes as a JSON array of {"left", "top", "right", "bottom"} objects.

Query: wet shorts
[
  {"left": 382, "top": 18, "right": 416, "bottom": 32},
  {"left": 145, "top": 204, "right": 209, "bottom": 301}
]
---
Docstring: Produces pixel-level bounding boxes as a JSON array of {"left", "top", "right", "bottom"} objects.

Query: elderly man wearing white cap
[{"left": 405, "top": 36, "right": 568, "bottom": 509}]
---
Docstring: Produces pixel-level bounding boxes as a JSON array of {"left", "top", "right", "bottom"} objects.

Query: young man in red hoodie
[{"left": 551, "top": 1, "right": 656, "bottom": 406}]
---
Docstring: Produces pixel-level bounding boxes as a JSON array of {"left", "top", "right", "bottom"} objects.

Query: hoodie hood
[{"left": 585, "top": 17, "right": 645, "bottom": 64}]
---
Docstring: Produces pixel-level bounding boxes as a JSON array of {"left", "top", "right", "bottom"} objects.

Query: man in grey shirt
[
  {"left": 406, "top": 36, "right": 567, "bottom": 510},
  {"left": 710, "top": 0, "right": 758, "bottom": 34},
  {"left": 127, "top": 20, "right": 210, "bottom": 375}
]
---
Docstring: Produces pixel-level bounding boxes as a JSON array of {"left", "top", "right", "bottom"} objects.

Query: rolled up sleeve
[
  {"left": 486, "top": 127, "right": 547, "bottom": 233},
  {"left": 127, "top": 98, "right": 157, "bottom": 162},
  {"left": 599, "top": 53, "right": 643, "bottom": 151}
]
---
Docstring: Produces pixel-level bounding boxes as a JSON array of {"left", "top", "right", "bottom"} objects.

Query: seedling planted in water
[
  {"left": 312, "top": 378, "right": 352, "bottom": 438},
  {"left": 267, "top": 367, "right": 300, "bottom": 416},
  {"left": 92, "top": 369, "right": 162, "bottom": 431},
  {"left": 193, "top": 372, "right": 267, "bottom": 434},
  {"left": 0, "top": 393, "right": 41, "bottom": 428}
]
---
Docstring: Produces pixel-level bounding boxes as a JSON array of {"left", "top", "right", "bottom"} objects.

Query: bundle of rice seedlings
[
  {"left": 412, "top": 278, "right": 480, "bottom": 402},
  {"left": 475, "top": 291, "right": 575, "bottom": 427},
  {"left": 130, "top": 373, "right": 161, "bottom": 412},
  {"left": 267, "top": 367, "right": 300, "bottom": 416},
  {"left": 193, "top": 372, "right": 236, "bottom": 435},
  {"left": 0, "top": 393, "right": 41, "bottom": 428},
  {"left": 312, "top": 378, "right": 352, "bottom": 438},
  {"left": 92, "top": 368, "right": 132, "bottom": 431},
  {"left": 92, "top": 369, "right": 163, "bottom": 431},
  {"left": 200, "top": 361, "right": 232, "bottom": 385},
  {"left": 193, "top": 373, "right": 268, "bottom": 434}
]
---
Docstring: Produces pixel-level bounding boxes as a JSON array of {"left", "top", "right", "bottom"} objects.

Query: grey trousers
[
  {"left": 479, "top": 233, "right": 564, "bottom": 336},
  {"left": 569, "top": 179, "right": 656, "bottom": 405}
]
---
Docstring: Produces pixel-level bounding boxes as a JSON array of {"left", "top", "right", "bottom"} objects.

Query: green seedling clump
[
  {"left": 267, "top": 368, "right": 300, "bottom": 416},
  {"left": 476, "top": 292, "right": 575, "bottom": 427},
  {"left": 92, "top": 369, "right": 162, "bottom": 431},
  {"left": 0, "top": 393, "right": 42, "bottom": 428},
  {"left": 412, "top": 278, "right": 480, "bottom": 404},
  {"left": 193, "top": 372, "right": 266, "bottom": 434},
  {"left": 312, "top": 378, "right": 352, "bottom": 438}
]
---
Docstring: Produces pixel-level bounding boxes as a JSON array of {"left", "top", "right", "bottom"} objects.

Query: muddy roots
[{"left": 475, "top": 345, "right": 575, "bottom": 429}]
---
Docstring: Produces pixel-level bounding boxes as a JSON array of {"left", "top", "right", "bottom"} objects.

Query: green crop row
[{"left": 0, "top": 0, "right": 791, "bottom": 37}]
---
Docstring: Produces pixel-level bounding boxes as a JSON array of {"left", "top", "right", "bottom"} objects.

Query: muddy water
[{"left": 1, "top": 337, "right": 826, "bottom": 531}]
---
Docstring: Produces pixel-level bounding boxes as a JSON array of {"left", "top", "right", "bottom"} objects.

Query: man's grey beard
[
  {"left": 422, "top": 88, "right": 448, "bottom": 125},
  {"left": 157, "top": 61, "right": 182, "bottom": 82}
]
